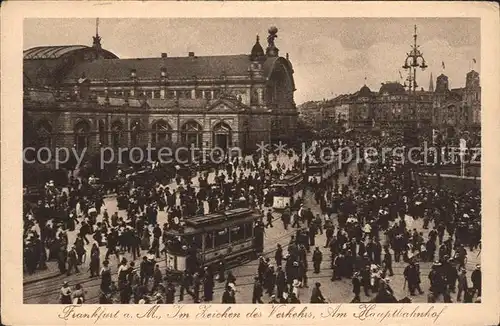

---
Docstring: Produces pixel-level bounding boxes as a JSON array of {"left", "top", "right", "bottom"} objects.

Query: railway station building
[{"left": 23, "top": 27, "right": 298, "bottom": 155}]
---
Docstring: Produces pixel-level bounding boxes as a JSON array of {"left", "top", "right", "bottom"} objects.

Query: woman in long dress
[
  {"left": 141, "top": 228, "right": 150, "bottom": 250},
  {"left": 100, "top": 260, "right": 112, "bottom": 293},
  {"left": 89, "top": 243, "right": 100, "bottom": 278}
]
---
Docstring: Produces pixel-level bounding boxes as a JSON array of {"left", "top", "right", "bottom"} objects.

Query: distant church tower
[
  {"left": 92, "top": 18, "right": 102, "bottom": 58},
  {"left": 429, "top": 72, "right": 434, "bottom": 92}
]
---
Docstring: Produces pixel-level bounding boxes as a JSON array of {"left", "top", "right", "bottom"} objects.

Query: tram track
[
  {"left": 25, "top": 209, "right": 479, "bottom": 303},
  {"left": 23, "top": 213, "right": 296, "bottom": 302}
]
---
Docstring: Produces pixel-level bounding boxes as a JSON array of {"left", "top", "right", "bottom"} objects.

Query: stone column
[{"left": 257, "top": 88, "right": 263, "bottom": 105}]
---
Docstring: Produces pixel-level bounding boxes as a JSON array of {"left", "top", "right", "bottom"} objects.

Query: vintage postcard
[{"left": 1, "top": 1, "right": 499, "bottom": 325}]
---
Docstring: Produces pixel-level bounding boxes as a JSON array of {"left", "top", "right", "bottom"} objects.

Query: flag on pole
[
  {"left": 473, "top": 58, "right": 477, "bottom": 64},
  {"left": 442, "top": 61, "right": 445, "bottom": 69},
  {"left": 399, "top": 71, "right": 403, "bottom": 80}
]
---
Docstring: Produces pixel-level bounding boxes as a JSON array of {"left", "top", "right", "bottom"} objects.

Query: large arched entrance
[
  {"left": 130, "top": 120, "right": 142, "bottom": 146},
  {"left": 36, "top": 119, "right": 53, "bottom": 149},
  {"left": 212, "top": 121, "right": 232, "bottom": 149},
  {"left": 181, "top": 120, "right": 203, "bottom": 148},
  {"left": 151, "top": 119, "right": 172, "bottom": 145},
  {"left": 111, "top": 120, "right": 124, "bottom": 148},
  {"left": 74, "top": 120, "right": 91, "bottom": 152}
]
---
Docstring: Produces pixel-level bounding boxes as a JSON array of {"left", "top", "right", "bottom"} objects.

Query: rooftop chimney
[
  {"left": 188, "top": 52, "right": 195, "bottom": 57},
  {"left": 161, "top": 53, "right": 168, "bottom": 58}
]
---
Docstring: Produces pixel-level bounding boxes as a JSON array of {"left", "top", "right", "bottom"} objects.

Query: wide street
[{"left": 23, "top": 159, "right": 480, "bottom": 304}]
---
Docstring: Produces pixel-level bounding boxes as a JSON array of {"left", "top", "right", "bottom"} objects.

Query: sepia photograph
[{"left": 20, "top": 16, "right": 485, "bottom": 306}]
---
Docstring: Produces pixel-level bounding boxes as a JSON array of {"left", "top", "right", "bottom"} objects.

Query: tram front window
[
  {"left": 273, "top": 186, "right": 289, "bottom": 197},
  {"left": 214, "top": 228, "right": 230, "bottom": 247},
  {"left": 182, "top": 234, "right": 202, "bottom": 249},
  {"left": 165, "top": 234, "right": 187, "bottom": 253}
]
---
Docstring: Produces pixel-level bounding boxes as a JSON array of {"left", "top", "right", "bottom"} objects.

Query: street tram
[
  {"left": 163, "top": 207, "right": 263, "bottom": 278},
  {"left": 307, "top": 157, "right": 339, "bottom": 183},
  {"left": 270, "top": 173, "right": 304, "bottom": 210}
]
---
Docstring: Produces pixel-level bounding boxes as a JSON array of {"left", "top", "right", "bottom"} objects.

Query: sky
[{"left": 24, "top": 18, "right": 480, "bottom": 104}]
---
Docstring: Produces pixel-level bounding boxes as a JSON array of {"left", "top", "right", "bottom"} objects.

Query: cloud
[
  {"left": 23, "top": 18, "right": 480, "bottom": 105},
  {"left": 292, "top": 37, "right": 480, "bottom": 103}
]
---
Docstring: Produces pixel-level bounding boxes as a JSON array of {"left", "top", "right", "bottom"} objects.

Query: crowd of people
[
  {"left": 23, "top": 144, "right": 314, "bottom": 303},
  {"left": 246, "top": 135, "right": 482, "bottom": 304},
  {"left": 23, "top": 130, "right": 482, "bottom": 304}
]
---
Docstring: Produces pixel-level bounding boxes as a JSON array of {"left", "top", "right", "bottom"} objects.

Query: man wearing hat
[
  {"left": 443, "top": 258, "right": 458, "bottom": 293},
  {"left": 252, "top": 277, "right": 263, "bottom": 303},
  {"left": 312, "top": 247, "right": 323, "bottom": 274},
  {"left": 275, "top": 244, "right": 283, "bottom": 267},
  {"left": 192, "top": 271, "right": 201, "bottom": 303},
  {"left": 66, "top": 245, "right": 79, "bottom": 276},
  {"left": 257, "top": 256, "right": 268, "bottom": 283},
  {"left": 360, "top": 264, "right": 371, "bottom": 296},
  {"left": 456, "top": 268, "right": 468, "bottom": 302},
  {"left": 298, "top": 259, "right": 308, "bottom": 288},
  {"left": 331, "top": 252, "right": 343, "bottom": 281},
  {"left": 471, "top": 264, "right": 481, "bottom": 297},
  {"left": 310, "top": 282, "right": 326, "bottom": 303},
  {"left": 264, "top": 264, "right": 276, "bottom": 296},
  {"left": 291, "top": 210, "right": 301, "bottom": 228},
  {"left": 428, "top": 261, "right": 445, "bottom": 298},
  {"left": 275, "top": 266, "right": 287, "bottom": 300},
  {"left": 265, "top": 209, "right": 274, "bottom": 228},
  {"left": 351, "top": 271, "right": 361, "bottom": 302}
]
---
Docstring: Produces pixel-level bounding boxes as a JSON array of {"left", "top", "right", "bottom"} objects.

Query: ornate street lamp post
[
  {"left": 402, "top": 25, "right": 428, "bottom": 189},
  {"left": 402, "top": 25, "right": 428, "bottom": 128}
]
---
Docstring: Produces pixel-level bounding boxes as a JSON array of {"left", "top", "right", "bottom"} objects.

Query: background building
[
  {"left": 299, "top": 70, "right": 480, "bottom": 136},
  {"left": 23, "top": 26, "right": 298, "bottom": 155},
  {"left": 432, "top": 70, "right": 481, "bottom": 135}
]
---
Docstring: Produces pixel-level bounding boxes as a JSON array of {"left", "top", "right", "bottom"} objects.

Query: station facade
[{"left": 23, "top": 27, "right": 298, "bottom": 155}]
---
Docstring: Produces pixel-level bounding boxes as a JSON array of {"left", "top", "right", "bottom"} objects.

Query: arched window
[
  {"left": 181, "top": 120, "right": 203, "bottom": 148},
  {"left": 212, "top": 121, "right": 232, "bottom": 149},
  {"left": 111, "top": 120, "right": 123, "bottom": 148},
  {"left": 151, "top": 120, "right": 172, "bottom": 145},
  {"left": 98, "top": 119, "right": 107, "bottom": 145},
  {"left": 130, "top": 120, "right": 142, "bottom": 146},
  {"left": 36, "top": 119, "right": 53, "bottom": 149},
  {"left": 74, "top": 120, "right": 91, "bottom": 152}
]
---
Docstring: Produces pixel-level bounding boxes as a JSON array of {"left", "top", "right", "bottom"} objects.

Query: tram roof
[
  {"left": 271, "top": 173, "right": 303, "bottom": 187},
  {"left": 166, "top": 208, "right": 261, "bottom": 235}
]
